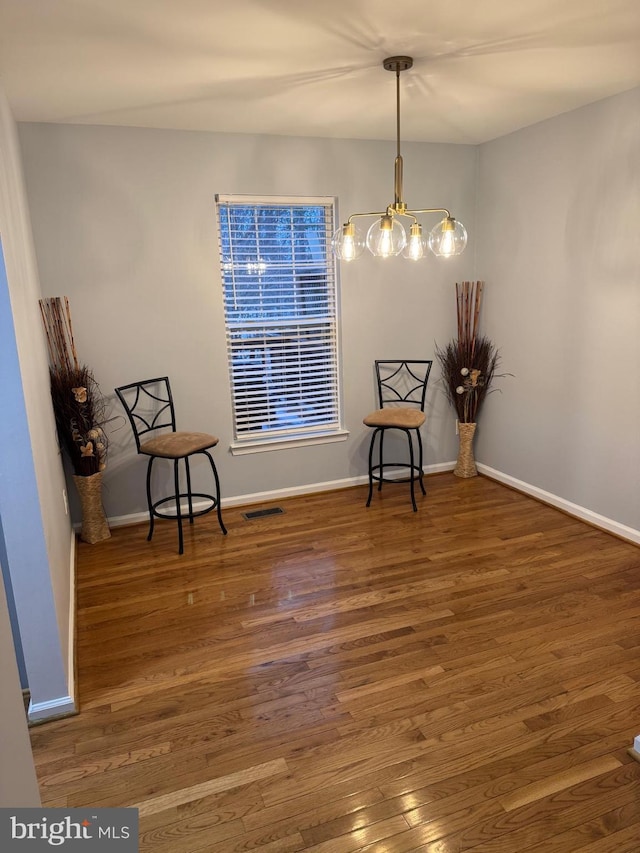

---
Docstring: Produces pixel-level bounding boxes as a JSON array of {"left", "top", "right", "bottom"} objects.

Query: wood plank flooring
[{"left": 29, "top": 474, "right": 640, "bottom": 851}]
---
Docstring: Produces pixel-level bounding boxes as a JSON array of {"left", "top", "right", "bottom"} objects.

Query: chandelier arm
[
  {"left": 345, "top": 211, "right": 391, "bottom": 224},
  {"left": 405, "top": 208, "right": 452, "bottom": 218},
  {"left": 345, "top": 208, "right": 452, "bottom": 225}
]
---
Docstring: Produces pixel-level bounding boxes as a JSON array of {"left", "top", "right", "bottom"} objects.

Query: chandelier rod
[
  {"left": 383, "top": 55, "right": 412, "bottom": 213},
  {"left": 394, "top": 62, "right": 403, "bottom": 211},
  {"left": 395, "top": 60, "right": 402, "bottom": 161}
]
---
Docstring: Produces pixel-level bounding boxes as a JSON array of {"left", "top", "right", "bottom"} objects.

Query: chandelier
[{"left": 332, "top": 56, "right": 467, "bottom": 262}]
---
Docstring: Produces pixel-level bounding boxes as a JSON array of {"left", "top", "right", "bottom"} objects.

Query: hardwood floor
[{"left": 30, "top": 474, "right": 640, "bottom": 851}]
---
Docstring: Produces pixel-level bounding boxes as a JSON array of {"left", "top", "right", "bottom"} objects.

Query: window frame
[{"left": 215, "top": 193, "right": 347, "bottom": 454}]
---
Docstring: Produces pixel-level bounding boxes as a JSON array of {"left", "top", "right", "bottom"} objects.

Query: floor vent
[{"left": 242, "top": 507, "right": 285, "bottom": 520}]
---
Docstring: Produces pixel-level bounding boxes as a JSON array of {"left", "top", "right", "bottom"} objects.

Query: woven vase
[
  {"left": 454, "top": 422, "right": 478, "bottom": 478},
  {"left": 73, "top": 471, "right": 111, "bottom": 544}
]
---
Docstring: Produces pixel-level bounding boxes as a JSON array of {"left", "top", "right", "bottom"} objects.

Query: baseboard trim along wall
[
  {"left": 105, "top": 462, "right": 458, "bottom": 528},
  {"left": 67, "top": 527, "right": 77, "bottom": 710},
  {"left": 477, "top": 464, "right": 640, "bottom": 546},
  {"left": 104, "top": 462, "right": 640, "bottom": 545},
  {"left": 28, "top": 694, "right": 76, "bottom": 724}
]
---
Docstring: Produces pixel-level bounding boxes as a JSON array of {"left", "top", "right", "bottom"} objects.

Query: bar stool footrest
[
  {"left": 151, "top": 492, "right": 218, "bottom": 521},
  {"left": 370, "top": 463, "right": 423, "bottom": 485}
]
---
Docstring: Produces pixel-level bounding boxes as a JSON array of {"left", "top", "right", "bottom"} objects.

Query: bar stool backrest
[
  {"left": 375, "top": 360, "right": 433, "bottom": 411},
  {"left": 115, "top": 376, "right": 177, "bottom": 454}
]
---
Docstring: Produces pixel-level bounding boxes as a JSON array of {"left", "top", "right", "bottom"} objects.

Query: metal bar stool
[
  {"left": 363, "top": 360, "right": 433, "bottom": 512},
  {"left": 115, "top": 377, "right": 227, "bottom": 554}
]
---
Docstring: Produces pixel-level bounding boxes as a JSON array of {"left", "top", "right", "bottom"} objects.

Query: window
[{"left": 216, "top": 195, "right": 344, "bottom": 452}]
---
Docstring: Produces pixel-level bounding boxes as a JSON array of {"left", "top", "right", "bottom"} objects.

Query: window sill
[{"left": 230, "top": 429, "right": 349, "bottom": 456}]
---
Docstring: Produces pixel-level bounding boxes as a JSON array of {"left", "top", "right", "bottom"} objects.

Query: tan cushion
[
  {"left": 140, "top": 431, "right": 219, "bottom": 459},
  {"left": 363, "top": 408, "right": 425, "bottom": 429}
]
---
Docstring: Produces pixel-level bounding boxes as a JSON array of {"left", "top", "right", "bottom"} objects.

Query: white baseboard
[
  {"left": 478, "top": 464, "right": 640, "bottom": 546},
  {"left": 105, "top": 461, "right": 640, "bottom": 546},
  {"left": 28, "top": 694, "right": 76, "bottom": 723},
  {"left": 106, "top": 462, "right": 457, "bottom": 527},
  {"left": 67, "top": 527, "right": 76, "bottom": 708}
]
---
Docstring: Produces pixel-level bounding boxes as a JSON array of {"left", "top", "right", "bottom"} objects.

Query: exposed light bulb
[
  {"left": 342, "top": 233, "right": 357, "bottom": 261},
  {"left": 402, "top": 223, "right": 426, "bottom": 261},
  {"left": 378, "top": 227, "right": 393, "bottom": 258},
  {"left": 439, "top": 229, "right": 456, "bottom": 258}
]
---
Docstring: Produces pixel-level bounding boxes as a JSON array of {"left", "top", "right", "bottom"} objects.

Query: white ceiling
[{"left": 1, "top": 0, "right": 639, "bottom": 144}]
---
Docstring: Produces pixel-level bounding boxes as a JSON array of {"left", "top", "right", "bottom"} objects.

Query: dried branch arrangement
[
  {"left": 435, "top": 281, "right": 502, "bottom": 423},
  {"left": 39, "top": 297, "right": 108, "bottom": 476}
]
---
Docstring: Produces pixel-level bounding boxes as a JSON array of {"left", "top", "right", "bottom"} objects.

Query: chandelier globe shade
[
  {"left": 331, "top": 222, "right": 366, "bottom": 261},
  {"left": 366, "top": 215, "right": 407, "bottom": 257},
  {"left": 428, "top": 218, "right": 468, "bottom": 258}
]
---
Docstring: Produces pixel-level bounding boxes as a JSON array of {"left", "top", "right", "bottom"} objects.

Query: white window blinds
[{"left": 216, "top": 195, "right": 341, "bottom": 443}]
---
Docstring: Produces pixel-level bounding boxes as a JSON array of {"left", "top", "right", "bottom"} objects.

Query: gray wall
[
  {"left": 0, "top": 89, "right": 75, "bottom": 721},
  {"left": 0, "top": 240, "right": 70, "bottom": 714},
  {"left": 0, "top": 513, "right": 27, "bottom": 687},
  {"left": 17, "top": 123, "right": 478, "bottom": 519},
  {"left": 475, "top": 87, "right": 640, "bottom": 532}
]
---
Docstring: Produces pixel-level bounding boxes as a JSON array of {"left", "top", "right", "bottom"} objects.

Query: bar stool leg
[
  {"left": 406, "top": 428, "right": 417, "bottom": 512},
  {"left": 377, "top": 429, "right": 385, "bottom": 492},
  {"left": 174, "top": 458, "right": 184, "bottom": 555},
  {"left": 417, "top": 429, "right": 426, "bottom": 496},
  {"left": 366, "top": 428, "right": 378, "bottom": 507},
  {"left": 146, "top": 456, "right": 156, "bottom": 542},
  {"left": 184, "top": 456, "right": 195, "bottom": 523},
  {"left": 204, "top": 450, "right": 227, "bottom": 535}
]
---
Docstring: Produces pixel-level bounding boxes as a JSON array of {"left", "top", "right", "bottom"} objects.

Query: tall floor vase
[
  {"left": 72, "top": 471, "right": 111, "bottom": 543},
  {"left": 454, "top": 422, "right": 478, "bottom": 478}
]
